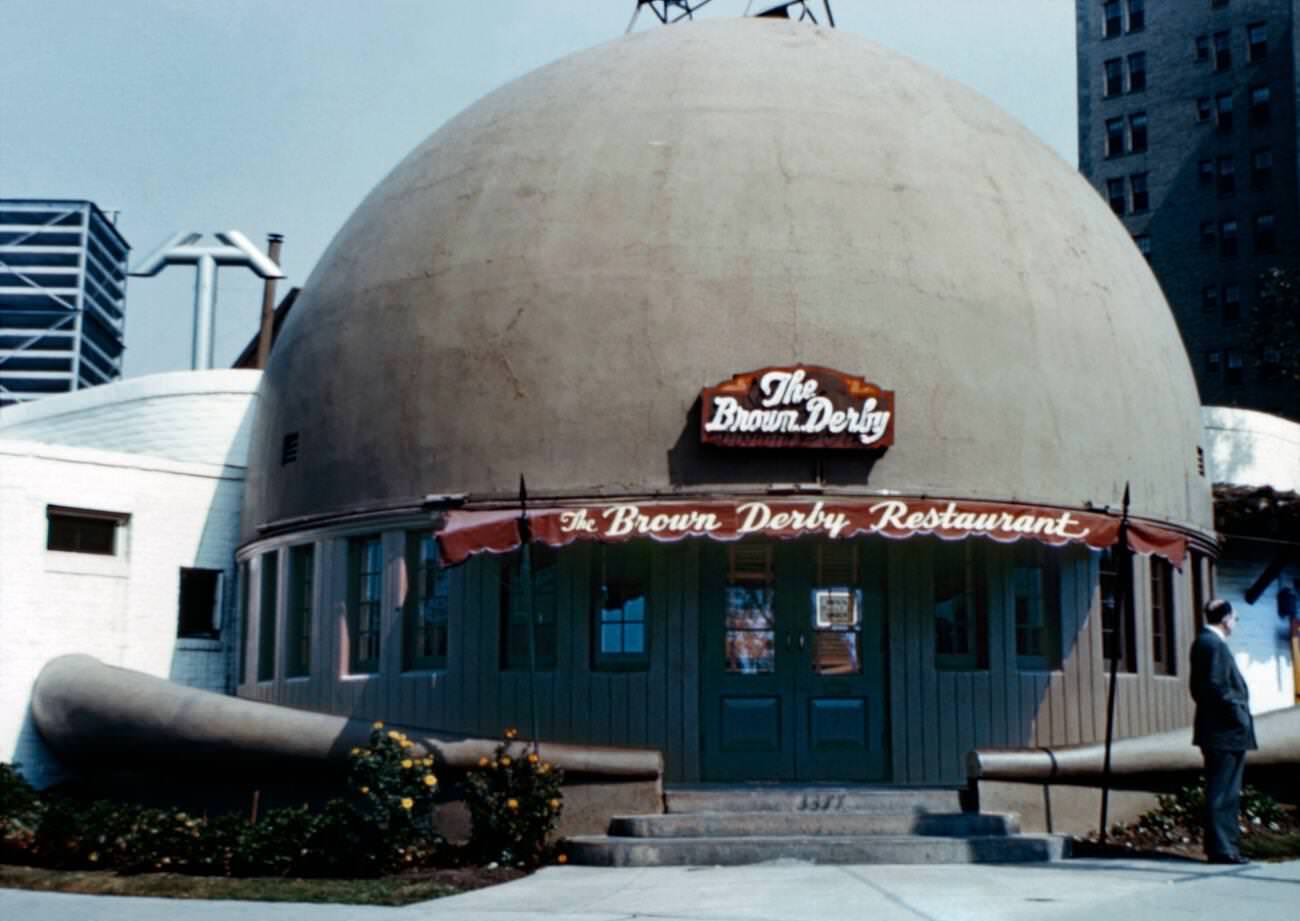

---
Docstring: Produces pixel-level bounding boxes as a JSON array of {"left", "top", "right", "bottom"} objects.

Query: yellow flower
[
  {"left": 506, "top": 798, "right": 519, "bottom": 810},
  {"left": 557, "top": 853, "right": 568, "bottom": 864},
  {"left": 527, "top": 753, "right": 539, "bottom": 764},
  {"left": 401, "top": 759, "right": 413, "bottom": 769},
  {"left": 350, "top": 746, "right": 362, "bottom": 756},
  {"left": 388, "top": 730, "right": 402, "bottom": 741},
  {"left": 89, "top": 851, "right": 99, "bottom": 863},
  {"left": 549, "top": 798, "right": 561, "bottom": 810},
  {"left": 504, "top": 727, "right": 518, "bottom": 739},
  {"left": 538, "top": 764, "right": 550, "bottom": 775},
  {"left": 401, "top": 797, "right": 414, "bottom": 810},
  {"left": 500, "top": 756, "right": 512, "bottom": 767},
  {"left": 477, "top": 756, "right": 490, "bottom": 768},
  {"left": 360, "top": 786, "right": 370, "bottom": 795},
  {"left": 400, "top": 739, "right": 412, "bottom": 749},
  {"left": 424, "top": 774, "right": 437, "bottom": 786},
  {"left": 373, "top": 720, "right": 384, "bottom": 729}
]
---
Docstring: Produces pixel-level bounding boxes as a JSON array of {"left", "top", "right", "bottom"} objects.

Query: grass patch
[{"left": 0, "top": 864, "right": 525, "bottom": 906}]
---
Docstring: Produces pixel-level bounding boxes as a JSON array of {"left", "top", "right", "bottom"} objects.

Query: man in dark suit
[{"left": 1190, "top": 598, "right": 1258, "bottom": 865}]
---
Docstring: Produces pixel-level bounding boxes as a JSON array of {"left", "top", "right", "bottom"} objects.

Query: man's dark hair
[{"left": 1205, "top": 598, "right": 1234, "bottom": 625}]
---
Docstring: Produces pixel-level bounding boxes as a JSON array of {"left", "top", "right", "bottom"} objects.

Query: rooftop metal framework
[
  {"left": 0, "top": 200, "right": 130, "bottom": 407},
  {"left": 628, "top": 0, "right": 834, "bottom": 32}
]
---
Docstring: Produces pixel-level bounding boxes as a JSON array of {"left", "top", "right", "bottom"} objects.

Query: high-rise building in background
[
  {"left": 0, "top": 200, "right": 130, "bottom": 407},
  {"left": 1076, "top": 0, "right": 1298, "bottom": 419}
]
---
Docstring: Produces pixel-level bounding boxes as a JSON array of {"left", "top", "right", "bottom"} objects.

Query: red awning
[{"left": 437, "top": 497, "right": 1189, "bottom": 568}]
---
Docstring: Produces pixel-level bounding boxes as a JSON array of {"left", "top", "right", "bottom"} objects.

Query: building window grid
[
  {"left": 1127, "top": 0, "right": 1144, "bottom": 33},
  {"left": 1251, "top": 148, "right": 1273, "bottom": 186},
  {"left": 595, "top": 543, "right": 650, "bottom": 670},
  {"left": 1223, "top": 284, "right": 1241, "bottom": 322},
  {"left": 1104, "top": 58, "right": 1124, "bottom": 97},
  {"left": 178, "top": 568, "right": 221, "bottom": 639},
  {"left": 1216, "top": 93, "right": 1233, "bottom": 132},
  {"left": 286, "top": 544, "right": 313, "bottom": 678},
  {"left": 1216, "top": 156, "right": 1235, "bottom": 196},
  {"left": 1129, "top": 112, "right": 1147, "bottom": 152},
  {"left": 1014, "top": 544, "right": 1062, "bottom": 671},
  {"left": 1220, "top": 219, "right": 1238, "bottom": 257},
  {"left": 1103, "top": 0, "right": 1122, "bottom": 38},
  {"left": 404, "top": 532, "right": 450, "bottom": 671},
  {"left": 1255, "top": 212, "right": 1277, "bottom": 254},
  {"left": 1226, "top": 349, "right": 1244, "bottom": 385},
  {"left": 348, "top": 536, "right": 384, "bottom": 674},
  {"left": 1127, "top": 52, "right": 1146, "bottom": 92}
]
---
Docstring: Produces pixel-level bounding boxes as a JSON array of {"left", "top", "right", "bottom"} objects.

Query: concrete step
[
  {"left": 565, "top": 833, "right": 1070, "bottom": 867},
  {"left": 664, "top": 784, "right": 965, "bottom": 815},
  {"left": 609, "top": 811, "right": 1019, "bottom": 838}
]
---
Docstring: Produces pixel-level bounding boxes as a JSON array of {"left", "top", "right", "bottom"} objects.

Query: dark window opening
[
  {"left": 404, "top": 531, "right": 450, "bottom": 671},
  {"left": 1129, "top": 112, "right": 1148, "bottom": 152},
  {"left": 1127, "top": 52, "right": 1146, "bottom": 91},
  {"left": 1223, "top": 285, "right": 1241, "bottom": 322},
  {"left": 1104, "top": 58, "right": 1123, "bottom": 97},
  {"left": 1196, "top": 97, "right": 1212, "bottom": 123},
  {"left": 1213, "top": 30, "right": 1231, "bottom": 71},
  {"left": 1198, "top": 159, "right": 1214, "bottom": 185},
  {"left": 46, "top": 506, "right": 126, "bottom": 555},
  {"left": 1202, "top": 286, "right": 1219, "bottom": 312},
  {"left": 1252, "top": 148, "right": 1273, "bottom": 186},
  {"left": 1196, "top": 35, "right": 1210, "bottom": 62},
  {"left": 1226, "top": 349, "right": 1244, "bottom": 385},
  {"left": 257, "top": 552, "right": 278, "bottom": 682},
  {"left": 1100, "top": 546, "right": 1137, "bottom": 672},
  {"left": 178, "top": 568, "right": 221, "bottom": 639},
  {"left": 1217, "top": 156, "right": 1235, "bottom": 195},
  {"left": 1105, "top": 117, "right": 1125, "bottom": 158},
  {"left": 1107, "top": 178, "right": 1126, "bottom": 215},
  {"left": 934, "top": 541, "right": 988, "bottom": 671},
  {"left": 1200, "top": 221, "right": 1217, "bottom": 247},
  {"left": 1248, "top": 22, "right": 1267, "bottom": 62},
  {"left": 1127, "top": 0, "right": 1144, "bottom": 32},
  {"left": 501, "top": 544, "right": 558, "bottom": 670},
  {"left": 348, "top": 536, "right": 384, "bottom": 674},
  {"left": 1255, "top": 212, "right": 1277, "bottom": 254},
  {"left": 1220, "top": 219, "right": 1238, "bottom": 257},
  {"left": 286, "top": 544, "right": 314, "bottom": 678},
  {"left": 1216, "top": 93, "right": 1233, "bottom": 132},
  {"left": 1250, "top": 85, "right": 1271, "bottom": 126},
  {"left": 1150, "top": 558, "right": 1177, "bottom": 675},
  {"left": 1206, "top": 350, "right": 1222, "bottom": 373},
  {"left": 1103, "top": 0, "right": 1122, "bottom": 38},
  {"left": 1130, "top": 172, "right": 1149, "bottom": 212}
]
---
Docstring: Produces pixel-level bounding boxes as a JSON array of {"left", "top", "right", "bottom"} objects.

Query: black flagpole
[
  {"left": 519, "top": 476, "right": 540, "bottom": 753},
  {"left": 1099, "top": 481, "right": 1131, "bottom": 844}
]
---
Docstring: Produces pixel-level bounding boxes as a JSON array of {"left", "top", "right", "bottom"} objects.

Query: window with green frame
[
  {"left": 934, "top": 541, "right": 987, "bottom": 671},
  {"left": 500, "top": 544, "right": 557, "bottom": 670},
  {"left": 257, "top": 551, "right": 279, "bottom": 682},
  {"left": 348, "top": 536, "right": 384, "bottom": 674},
  {"left": 286, "top": 544, "right": 314, "bottom": 678},
  {"left": 404, "top": 531, "right": 450, "bottom": 671},
  {"left": 593, "top": 543, "right": 649, "bottom": 670},
  {"left": 1013, "top": 543, "right": 1062, "bottom": 671}
]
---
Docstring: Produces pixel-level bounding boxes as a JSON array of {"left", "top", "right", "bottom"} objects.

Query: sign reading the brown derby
[{"left": 700, "top": 365, "right": 894, "bottom": 449}]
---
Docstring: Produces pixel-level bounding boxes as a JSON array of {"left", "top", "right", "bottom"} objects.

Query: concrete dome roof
[{"left": 244, "top": 19, "right": 1212, "bottom": 540}]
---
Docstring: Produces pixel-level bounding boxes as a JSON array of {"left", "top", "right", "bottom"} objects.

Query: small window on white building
[
  {"left": 178, "top": 568, "right": 222, "bottom": 639},
  {"left": 46, "top": 506, "right": 128, "bottom": 555}
]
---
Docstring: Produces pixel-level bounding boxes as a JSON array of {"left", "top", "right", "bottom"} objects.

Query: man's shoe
[{"left": 1207, "top": 854, "right": 1250, "bottom": 865}]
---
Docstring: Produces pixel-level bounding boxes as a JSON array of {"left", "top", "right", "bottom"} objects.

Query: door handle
[
  {"left": 798, "top": 633, "right": 806, "bottom": 651},
  {"left": 785, "top": 633, "right": 793, "bottom": 650}
]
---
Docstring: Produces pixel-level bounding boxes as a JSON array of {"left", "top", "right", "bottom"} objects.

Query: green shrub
[
  {"left": 463, "top": 729, "right": 565, "bottom": 868},
  {"left": 0, "top": 764, "right": 44, "bottom": 861},
  {"left": 1137, "top": 781, "right": 1288, "bottom": 843}
]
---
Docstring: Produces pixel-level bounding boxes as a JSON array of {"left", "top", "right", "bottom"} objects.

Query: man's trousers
[{"left": 1202, "top": 747, "right": 1247, "bottom": 859}]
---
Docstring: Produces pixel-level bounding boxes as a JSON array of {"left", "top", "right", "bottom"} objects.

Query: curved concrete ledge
[
  {"left": 968, "top": 705, "right": 1300, "bottom": 781},
  {"left": 31, "top": 654, "right": 663, "bottom": 779}
]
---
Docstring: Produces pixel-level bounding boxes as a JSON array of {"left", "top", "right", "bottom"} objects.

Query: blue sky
[{"left": 1, "top": 1, "right": 1077, "bottom": 376}]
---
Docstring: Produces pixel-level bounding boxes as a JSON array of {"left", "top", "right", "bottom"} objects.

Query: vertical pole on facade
[
  {"left": 1099, "top": 482, "right": 1131, "bottom": 844},
  {"left": 256, "top": 234, "right": 284, "bottom": 369},
  {"left": 520, "top": 476, "right": 541, "bottom": 752},
  {"left": 193, "top": 254, "right": 217, "bottom": 371}
]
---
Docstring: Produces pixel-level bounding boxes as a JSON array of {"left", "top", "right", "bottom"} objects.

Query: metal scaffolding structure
[{"left": 0, "top": 200, "right": 130, "bottom": 407}]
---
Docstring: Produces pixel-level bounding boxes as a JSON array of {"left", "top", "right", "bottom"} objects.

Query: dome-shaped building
[{"left": 237, "top": 19, "right": 1215, "bottom": 785}]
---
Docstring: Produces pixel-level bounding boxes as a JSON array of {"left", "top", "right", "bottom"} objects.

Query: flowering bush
[
  {"left": 463, "top": 728, "right": 565, "bottom": 867},
  {"left": 0, "top": 724, "right": 446, "bottom": 878},
  {"left": 1137, "top": 781, "right": 1287, "bottom": 843}
]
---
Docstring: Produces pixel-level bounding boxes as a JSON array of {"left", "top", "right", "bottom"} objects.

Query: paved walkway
[{"left": 3, "top": 858, "right": 1299, "bottom": 921}]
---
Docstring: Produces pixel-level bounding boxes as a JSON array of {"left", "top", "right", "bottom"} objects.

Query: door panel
[{"left": 701, "top": 539, "right": 888, "bottom": 781}]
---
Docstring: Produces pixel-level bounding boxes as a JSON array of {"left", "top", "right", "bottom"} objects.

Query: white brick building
[{"left": 0, "top": 370, "right": 258, "bottom": 785}]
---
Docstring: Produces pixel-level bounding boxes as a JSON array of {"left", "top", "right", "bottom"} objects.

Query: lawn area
[{"left": 0, "top": 864, "right": 526, "bottom": 906}]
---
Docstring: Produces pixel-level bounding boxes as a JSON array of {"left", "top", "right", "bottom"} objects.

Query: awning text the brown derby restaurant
[{"left": 436, "top": 498, "right": 1188, "bottom": 568}]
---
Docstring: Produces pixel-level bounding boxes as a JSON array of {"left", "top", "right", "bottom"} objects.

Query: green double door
[{"left": 700, "top": 539, "right": 888, "bottom": 782}]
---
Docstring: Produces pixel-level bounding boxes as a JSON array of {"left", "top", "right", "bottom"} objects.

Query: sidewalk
[{"left": 3, "top": 858, "right": 1298, "bottom": 921}]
